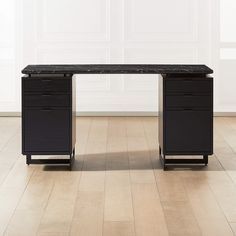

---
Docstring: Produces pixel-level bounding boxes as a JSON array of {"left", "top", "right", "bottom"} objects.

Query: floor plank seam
[
  {"left": 141, "top": 119, "right": 171, "bottom": 235},
  {"left": 68, "top": 117, "right": 93, "bottom": 236},
  {"left": 206, "top": 175, "right": 235, "bottom": 235},
  {"left": 126, "top": 117, "right": 137, "bottom": 236},
  {"left": 101, "top": 117, "right": 109, "bottom": 236},
  {"left": 35, "top": 170, "right": 56, "bottom": 236},
  {"left": 0, "top": 126, "right": 21, "bottom": 153},
  {"left": 3, "top": 165, "right": 37, "bottom": 235}
]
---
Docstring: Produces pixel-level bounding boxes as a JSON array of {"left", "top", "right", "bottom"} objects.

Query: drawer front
[
  {"left": 23, "top": 108, "right": 70, "bottom": 152},
  {"left": 165, "top": 110, "right": 213, "bottom": 153},
  {"left": 165, "top": 79, "right": 212, "bottom": 94},
  {"left": 23, "top": 78, "right": 71, "bottom": 92},
  {"left": 23, "top": 94, "right": 70, "bottom": 107},
  {"left": 166, "top": 95, "right": 212, "bottom": 109}
]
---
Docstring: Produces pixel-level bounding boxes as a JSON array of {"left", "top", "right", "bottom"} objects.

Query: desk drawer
[
  {"left": 165, "top": 78, "right": 212, "bottom": 94},
  {"left": 23, "top": 78, "right": 71, "bottom": 92},
  {"left": 166, "top": 95, "right": 212, "bottom": 109},
  {"left": 23, "top": 108, "right": 70, "bottom": 152},
  {"left": 165, "top": 110, "right": 213, "bottom": 153},
  {"left": 23, "top": 94, "right": 70, "bottom": 107}
]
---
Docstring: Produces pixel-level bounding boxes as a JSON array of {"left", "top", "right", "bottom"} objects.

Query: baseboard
[
  {"left": 76, "top": 112, "right": 158, "bottom": 117},
  {"left": 214, "top": 112, "right": 236, "bottom": 117},
  {"left": 0, "top": 111, "right": 157, "bottom": 117},
  {"left": 1, "top": 111, "right": 236, "bottom": 117},
  {"left": 0, "top": 112, "right": 21, "bottom": 117}
]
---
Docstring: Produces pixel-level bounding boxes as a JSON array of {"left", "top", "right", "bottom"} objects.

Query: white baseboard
[
  {"left": 0, "top": 112, "right": 21, "bottom": 117},
  {"left": 0, "top": 112, "right": 157, "bottom": 117},
  {"left": 214, "top": 112, "right": 236, "bottom": 117},
  {"left": 0, "top": 112, "right": 236, "bottom": 117},
  {"left": 75, "top": 112, "right": 158, "bottom": 117}
]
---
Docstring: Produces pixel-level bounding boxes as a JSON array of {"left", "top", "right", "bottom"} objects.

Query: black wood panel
[
  {"left": 23, "top": 78, "right": 71, "bottom": 92},
  {"left": 166, "top": 95, "right": 212, "bottom": 109},
  {"left": 23, "top": 94, "right": 70, "bottom": 107},
  {"left": 71, "top": 77, "right": 76, "bottom": 151},
  {"left": 23, "top": 108, "right": 70, "bottom": 152},
  {"left": 165, "top": 110, "right": 212, "bottom": 153},
  {"left": 158, "top": 76, "right": 164, "bottom": 156},
  {"left": 165, "top": 78, "right": 212, "bottom": 94}
]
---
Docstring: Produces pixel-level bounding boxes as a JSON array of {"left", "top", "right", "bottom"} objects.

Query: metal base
[
  {"left": 159, "top": 146, "right": 208, "bottom": 170},
  {"left": 26, "top": 148, "right": 75, "bottom": 170}
]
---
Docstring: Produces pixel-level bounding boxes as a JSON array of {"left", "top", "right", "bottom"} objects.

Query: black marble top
[{"left": 22, "top": 64, "right": 213, "bottom": 75}]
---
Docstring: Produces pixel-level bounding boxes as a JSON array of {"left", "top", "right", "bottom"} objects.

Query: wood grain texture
[
  {"left": 162, "top": 201, "right": 202, "bottom": 236},
  {"left": 103, "top": 221, "right": 135, "bottom": 236}
]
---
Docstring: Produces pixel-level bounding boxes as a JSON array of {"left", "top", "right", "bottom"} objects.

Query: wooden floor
[{"left": 1, "top": 117, "right": 236, "bottom": 235}]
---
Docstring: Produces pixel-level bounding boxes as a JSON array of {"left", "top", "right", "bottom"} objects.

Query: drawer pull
[
  {"left": 41, "top": 94, "right": 52, "bottom": 97},
  {"left": 183, "top": 93, "right": 193, "bottom": 96},
  {"left": 183, "top": 108, "right": 193, "bottom": 111},
  {"left": 40, "top": 108, "right": 53, "bottom": 112},
  {"left": 41, "top": 79, "right": 52, "bottom": 82}
]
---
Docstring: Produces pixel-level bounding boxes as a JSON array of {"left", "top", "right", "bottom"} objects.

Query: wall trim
[
  {"left": 0, "top": 112, "right": 21, "bottom": 117},
  {"left": 214, "top": 112, "right": 236, "bottom": 117},
  {"left": 76, "top": 112, "right": 158, "bottom": 117},
  {"left": 1, "top": 112, "right": 236, "bottom": 117}
]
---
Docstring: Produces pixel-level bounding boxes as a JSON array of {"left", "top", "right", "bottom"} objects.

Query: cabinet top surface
[{"left": 22, "top": 64, "right": 213, "bottom": 75}]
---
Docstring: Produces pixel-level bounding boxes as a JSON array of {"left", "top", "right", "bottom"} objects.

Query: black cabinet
[
  {"left": 22, "top": 75, "right": 76, "bottom": 169},
  {"left": 158, "top": 75, "right": 213, "bottom": 169}
]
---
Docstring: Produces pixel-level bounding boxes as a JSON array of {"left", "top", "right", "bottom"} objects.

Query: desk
[{"left": 21, "top": 64, "right": 213, "bottom": 170}]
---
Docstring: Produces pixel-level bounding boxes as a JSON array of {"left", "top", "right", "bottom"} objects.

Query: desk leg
[
  {"left": 70, "top": 148, "right": 75, "bottom": 170},
  {"left": 26, "top": 155, "right": 31, "bottom": 165},
  {"left": 204, "top": 155, "right": 208, "bottom": 166},
  {"left": 159, "top": 146, "right": 167, "bottom": 170}
]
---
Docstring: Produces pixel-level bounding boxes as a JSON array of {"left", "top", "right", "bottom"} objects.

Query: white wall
[
  {"left": 0, "top": 0, "right": 21, "bottom": 112},
  {"left": 212, "top": 0, "right": 236, "bottom": 113},
  {"left": 0, "top": 0, "right": 235, "bottom": 113}
]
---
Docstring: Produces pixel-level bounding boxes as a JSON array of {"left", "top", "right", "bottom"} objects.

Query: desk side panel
[
  {"left": 158, "top": 75, "right": 164, "bottom": 153},
  {"left": 71, "top": 76, "right": 76, "bottom": 151}
]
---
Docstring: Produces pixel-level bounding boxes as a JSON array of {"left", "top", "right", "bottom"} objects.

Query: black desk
[{"left": 21, "top": 64, "right": 214, "bottom": 170}]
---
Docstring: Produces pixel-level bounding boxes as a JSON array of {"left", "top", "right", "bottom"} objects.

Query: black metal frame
[
  {"left": 26, "top": 148, "right": 75, "bottom": 170},
  {"left": 159, "top": 146, "right": 208, "bottom": 170}
]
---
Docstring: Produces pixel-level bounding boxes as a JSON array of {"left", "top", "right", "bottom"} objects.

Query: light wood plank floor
[{"left": 0, "top": 117, "right": 236, "bottom": 236}]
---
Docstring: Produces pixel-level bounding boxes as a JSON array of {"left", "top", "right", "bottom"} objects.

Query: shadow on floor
[{"left": 41, "top": 150, "right": 224, "bottom": 172}]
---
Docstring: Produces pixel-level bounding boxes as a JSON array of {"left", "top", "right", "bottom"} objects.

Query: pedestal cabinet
[
  {"left": 22, "top": 74, "right": 76, "bottom": 170},
  {"left": 158, "top": 74, "right": 213, "bottom": 169}
]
